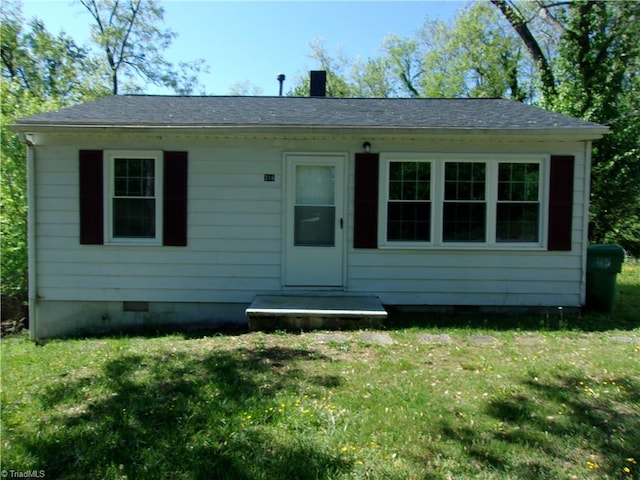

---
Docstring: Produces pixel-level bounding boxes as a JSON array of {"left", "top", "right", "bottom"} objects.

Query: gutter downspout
[
  {"left": 25, "top": 134, "right": 38, "bottom": 341},
  {"left": 581, "top": 140, "right": 593, "bottom": 307}
]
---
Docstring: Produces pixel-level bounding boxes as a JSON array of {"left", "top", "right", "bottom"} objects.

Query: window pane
[
  {"left": 113, "top": 198, "right": 156, "bottom": 238},
  {"left": 417, "top": 181, "right": 430, "bottom": 199},
  {"left": 296, "top": 165, "right": 334, "bottom": 205},
  {"left": 443, "top": 203, "right": 486, "bottom": 242},
  {"left": 294, "top": 206, "right": 335, "bottom": 246},
  {"left": 128, "top": 159, "right": 142, "bottom": 177},
  {"left": 445, "top": 163, "right": 485, "bottom": 200},
  {"left": 389, "top": 162, "right": 403, "bottom": 181},
  {"left": 114, "top": 178, "right": 128, "bottom": 196},
  {"left": 389, "top": 161, "right": 430, "bottom": 200},
  {"left": 114, "top": 158, "right": 155, "bottom": 197},
  {"left": 498, "top": 163, "right": 539, "bottom": 201},
  {"left": 114, "top": 158, "right": 127, "bottom": 177},
  {"left": 417, "top": 162, "right": 431, "bottom": 181},
  {"left": 496, "top": 203, "right": 539, "bottom": 242},
  {"left": 389, "top": 181, "right": 402, "bottom": 200},
  {"left": 402, "top": 181, "right": 417, "bottom": 200},
  {"left": 387, "top": 202, "right": 431, "bottom": 241}
]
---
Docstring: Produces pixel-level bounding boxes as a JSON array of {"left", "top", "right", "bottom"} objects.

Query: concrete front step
[{"left": 246, "top": 295, "right": 388, "bottom": 331}]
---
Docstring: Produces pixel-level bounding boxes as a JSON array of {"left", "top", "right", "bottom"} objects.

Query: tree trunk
[{"left": 491, "top": 0, "right": 556, "bottom": 99}]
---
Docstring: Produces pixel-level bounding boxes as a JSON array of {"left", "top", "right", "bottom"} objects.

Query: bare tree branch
[
  {"left": 81, "top": 0, "right": 119, "bottom": 93},
  {"left": 537, "top": 1, "right": 566, "bottom": 35},
  {"left": 491, "top": 0, "right": 556, "bottom": 98},
  {"left": 399, "top": 70, "right": 420, "bottom": 97}
]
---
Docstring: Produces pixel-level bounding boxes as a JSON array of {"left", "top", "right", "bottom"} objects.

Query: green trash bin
[{"left": 586, "top": 244, "right": 625, "bottom": 313}]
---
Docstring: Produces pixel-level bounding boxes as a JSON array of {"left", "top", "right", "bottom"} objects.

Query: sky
[{"left": 20, "top": 0, "right": 468, "bottom": 96}]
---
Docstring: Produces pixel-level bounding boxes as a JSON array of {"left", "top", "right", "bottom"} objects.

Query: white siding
[
  {"left": 347, "top": 251, "right": 583, "bottom": 306},
  {"left": 346, "top": 139, "right": 589, "bottom": 307},
  {"left": 32, "top": 132, "right": 591, "bottom": 337},
  {"left": 35, "top": 141, "right": 286, "bottom": 305}
]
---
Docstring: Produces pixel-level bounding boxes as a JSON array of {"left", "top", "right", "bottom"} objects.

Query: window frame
[
  {"left": 104, "top": 150, "right": 163, "bottom": 245},
  {"left": 378, "top": 153, "right": 549, "bottom": 249},
  {"left": 378, "top": 154, "right": 435, "bottom": 248},
  {"left": 442, "top": 160, "right": 488, "bottom": 244},
  {"left": 495, "top": 160, "right": 544, "bottom": 245}
]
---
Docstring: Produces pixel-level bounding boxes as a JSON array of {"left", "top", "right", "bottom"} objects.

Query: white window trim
[
  {"left": 104, "top": 150, "right": 163, "bottom": 245},
  {"left": 378, "top": 153, "right": 549, "bottom": 250},
  {"left": 378, "top": 153, "right": 435, "bottom": 248}
]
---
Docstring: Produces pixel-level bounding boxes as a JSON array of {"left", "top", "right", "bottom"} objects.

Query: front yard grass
[{"left": 1, "top": 262, "right": 638, "bottom": 479}]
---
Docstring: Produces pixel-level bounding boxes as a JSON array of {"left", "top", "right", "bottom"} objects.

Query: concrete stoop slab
[{"left": 246, "top": 295, "right": 387, "bottom": 331}]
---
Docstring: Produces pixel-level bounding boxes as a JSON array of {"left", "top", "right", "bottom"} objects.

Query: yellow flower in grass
[{"left": 587, "top": 455, "right": 599, "bottom": 470}]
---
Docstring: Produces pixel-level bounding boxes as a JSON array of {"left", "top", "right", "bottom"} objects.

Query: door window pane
[
  {"left": 296, "top": 165, "right": 334, "bottom": 205},
  {"left": 294, "top": 165, "right": 335, "bottom": 246},
  {"left": 294, "top": 206, "right": 335, "bottom": 246}
]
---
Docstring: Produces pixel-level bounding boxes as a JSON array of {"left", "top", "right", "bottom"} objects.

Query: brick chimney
[{"left": 310, "top": 70, "right": 327, "bottom": 97}]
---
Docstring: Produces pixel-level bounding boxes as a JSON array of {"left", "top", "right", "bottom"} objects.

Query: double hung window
[
  {"left": 106, "top": 151, "right": 163, "bottom": 244},
  {"left": 443, "top": 162, "right": 486, "bottom": 242},
  {"left": 387, "top": 161, "right": 432, "bottom": 242},
  {"left": 496, "top": 163, "right": 540, "bottom": 243}
]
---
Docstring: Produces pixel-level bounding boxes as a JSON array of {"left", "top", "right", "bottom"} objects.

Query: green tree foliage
[
  {"left": 384, "top": 3, "right": 536, "bottom": 100},
  {"left": 420, "top": 2, "right": 532, "bottom": 101},
  {"left": 1, "top": 2, "right": 106, "bottom": 304},
  {"left": 289, "top": 39, "right": 359, "bottom": 97},
  {"left": 292, "top": 3, "right": 536, "bottom": 101},
  {"left": 351, "top": 56, "right": 397, "bottom": 98},
  {"left": 1, "top": 87, "right": 30, "bottom": 303},
  {"left": 1, "top": 2, "right": 107, "bottom": 101},
  {"left": 80, "top": 0, "right": 206, "bottom": 94},
  {"left": 494, "top": 0, "right": 640, "bottom": 254}
]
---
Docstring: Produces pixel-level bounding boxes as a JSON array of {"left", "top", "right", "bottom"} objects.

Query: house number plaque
[{"left": 264, "top": 174, "right": 275, "bottom": 182}]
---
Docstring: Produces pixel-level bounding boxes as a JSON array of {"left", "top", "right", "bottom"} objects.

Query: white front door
[{"left": 284, "top": 154, "right": 345, "bottom": 287}]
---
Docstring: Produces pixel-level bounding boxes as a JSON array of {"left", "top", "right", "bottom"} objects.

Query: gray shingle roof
[{"left": 14, "top": 95, "right": 607, "bottom": 134}]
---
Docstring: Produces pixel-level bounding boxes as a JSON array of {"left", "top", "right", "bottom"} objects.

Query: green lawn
[{"left": 1, "top": 262, "right": 639, "bottom": 479}]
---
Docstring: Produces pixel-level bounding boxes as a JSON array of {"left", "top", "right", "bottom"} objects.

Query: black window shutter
[
  {"left": 163, "top": 151, "right": 188, "bottom": 246},
  {"left": 354, "top": 153, "right": 379, "bottom": 248},
  {"left": 79, "top": 150, "right": 104, "bottom": 245},
  {"left": 547, "top": 155, "right": 575, "bottom": 251}
]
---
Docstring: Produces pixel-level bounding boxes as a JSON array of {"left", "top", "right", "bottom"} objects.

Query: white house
[{"left": 14, "top": 75, "right": 608, "bottom": 339}]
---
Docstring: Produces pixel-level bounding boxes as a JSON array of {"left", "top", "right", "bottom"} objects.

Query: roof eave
[{"left": 10, "top": 122, "right": 610, "bottom": 141}]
